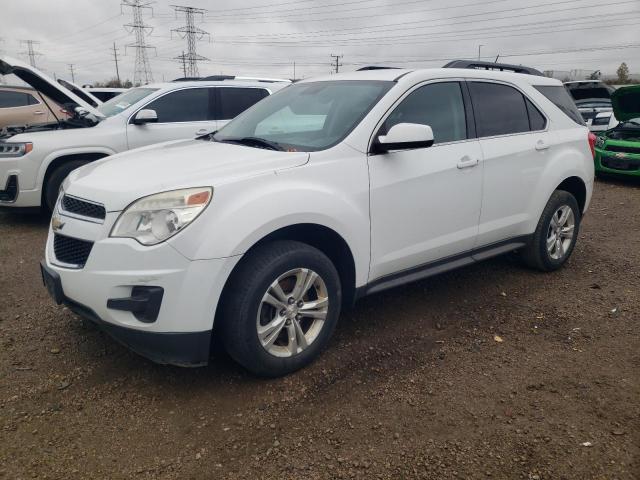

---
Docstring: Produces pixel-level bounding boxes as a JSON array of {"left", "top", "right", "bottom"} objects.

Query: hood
[
  {"left": 65, "top": 140, "right": 310, "bottom": 211},
  {"left": 57, "top": 79, "right": 102, "bottom": 107},
  {"left": 611, "top": 85, "right": 640, "bottom": 122},
  {"left": 0, "top": 56, "right": 103, "bottom": 118}
]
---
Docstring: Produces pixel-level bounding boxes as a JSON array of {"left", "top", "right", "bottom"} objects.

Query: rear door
[
  {"left": 215, "top": 87, "right": 270, "bottom": 128},
  {"left": 0, "top": 89, "right": 49, "bottom": 127},
  {"left": 126, "top": 87, "right": 217, "bottom": 149},
  {"left": 468, "top": 81, "right": 551, "bottom": 247}
]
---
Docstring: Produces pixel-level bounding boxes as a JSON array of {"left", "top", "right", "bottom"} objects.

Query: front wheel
[
  {"left": 521, "top": 190, "right": 581, "bottom": 272},
  {"left": 43, "top": 160, "right": 89, "bottom": 213},
  {"left": 220, "top": 240, "right": 341, "bottom": 377}
]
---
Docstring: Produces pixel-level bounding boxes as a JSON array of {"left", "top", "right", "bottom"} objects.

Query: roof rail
[
  {"left": 172, "top": 75, "right": 290, "bottom": 83},
  {"left": 443, "top": 60, "right": 544, "bottom": 76},
  {"left": 357, "top": 66, "right": 402, "bottom": 71}
]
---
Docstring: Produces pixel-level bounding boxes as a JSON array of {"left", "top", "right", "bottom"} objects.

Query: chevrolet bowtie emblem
[
  {"left": 51, "top": 215, "right": 65, "bottom": 231},
  {"left": 615, "top": 152, "right": 627, "bottom": 159}
]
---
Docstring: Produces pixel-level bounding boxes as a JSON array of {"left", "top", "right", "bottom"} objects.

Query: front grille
[
  {"left": 0, "top": 175, "right": 18, "bottom": 202},
  {"left": 61, "top": 195, "right": 106, "bottom": 220},
  {"left": 605, "top": 144, "right": 640, "bottom": 155},
  {"left": 53, "top": 234, "right": 94, "bottom": 267},
  {"left": 601, "top": 157, "right": 640, "bottom": 172}
]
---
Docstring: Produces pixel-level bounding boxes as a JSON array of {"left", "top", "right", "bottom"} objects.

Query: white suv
[
  {"left": 41, "top": 65, "right": 595, "bottom": 376},
  {"left": 0, "top": 56, "right": 288, "bottom": 210}
]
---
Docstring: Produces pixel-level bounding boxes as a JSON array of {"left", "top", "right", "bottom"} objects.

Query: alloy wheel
[
  {"left": 546, "top": 205, "right": 575, "bottom": 260},
  {"left": 256, "top": 268, "right": 329, "bottom": 357}
]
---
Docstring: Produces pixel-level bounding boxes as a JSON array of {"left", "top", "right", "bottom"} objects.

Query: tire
[
  {"left": 220, "top": 240, "right": 342, "bottom": 377},
  {"left": 43, "top": 160, "right": 89, "bottom": 213},
  {"left": 521, "top": 190, "right": 581, "bottom": 272}
]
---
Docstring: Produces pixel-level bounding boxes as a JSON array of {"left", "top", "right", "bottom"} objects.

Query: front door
[
  {"left": 368, "top": 81, "right": 483, "bottom": 281},
  {"left": 126, "top": 87, "right": 218, "bottom": 150}
]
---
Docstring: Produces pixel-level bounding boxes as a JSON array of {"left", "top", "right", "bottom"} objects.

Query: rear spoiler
[{"left": 443, "top": 60, "right": 544, "bottom": 77}]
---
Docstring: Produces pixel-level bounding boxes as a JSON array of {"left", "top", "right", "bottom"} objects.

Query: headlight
[
  {"left": 595, "top": 135, "right": 606, "bottom": 148},
  {"left": 0, "top": 142, "right": 33, "bottom": 158},
  {"left": 111, "top": 187, "right": 213, "bottom": 246}
]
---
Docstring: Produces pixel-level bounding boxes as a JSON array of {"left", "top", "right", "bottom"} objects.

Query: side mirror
[
  {"left": 374, "top": 123, "right": 434, "bottom": 153},
  {"left": 132, "top": 109, "right": 158, "bottom": 125}
]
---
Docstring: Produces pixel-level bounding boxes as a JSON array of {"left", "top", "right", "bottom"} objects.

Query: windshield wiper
[{"left": 217, "top": 136, "right": 284, "bottom": 151}]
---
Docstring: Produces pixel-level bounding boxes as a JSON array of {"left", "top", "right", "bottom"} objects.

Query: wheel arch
[
  {"left": 221, "top": 223, "right": 358, "bottom": 310},
  {"left": 555, "top": 176, "right": 587, "bottom": 213}
]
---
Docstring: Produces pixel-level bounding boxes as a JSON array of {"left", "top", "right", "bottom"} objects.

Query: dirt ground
[{"left": 0, "top": 178, "right": 638, "bottom": 480}]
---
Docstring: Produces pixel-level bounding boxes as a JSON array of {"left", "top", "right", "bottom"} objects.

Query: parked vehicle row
[
  {"left": 37, "top": 62, "right": 595, "bottom": 376},
  {"left": 563, "top": 80, "right": 616, "bottom": 132},
  {"left": 0, "top": 84, "right": 70, "bottom": 130},
  {"left": 0, "top": 56, "right": 289, "bottom": 210}
]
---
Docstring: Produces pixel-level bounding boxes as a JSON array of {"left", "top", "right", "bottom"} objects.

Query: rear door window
[
  {"left": 383, "top": 81, "right": 468, "bottom": 144},
  {"left": 534, "top": 85, "right": 585, "bottom": 126},
  {"left": 0, "top": 91, "right": 32, "bottom": 108},
  {"left": 144, "top": 88, "right": 211, "bottom": 123},
  {"left": 468, "top": 82, "right": 530, "bottom": 137},
  {"left": 217, "top": 88, "right": 269, "bottom": 120}
]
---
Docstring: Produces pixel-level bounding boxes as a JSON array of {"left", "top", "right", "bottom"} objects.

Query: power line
[
  {"left": 171, "top": 5, "right": 210, "bottom": 77},
  {"left": 122, "top": 0, "right": 155, "bottom": 85},
  {"left": 20, "top": 40, "right": 42, "bottom": 68}
]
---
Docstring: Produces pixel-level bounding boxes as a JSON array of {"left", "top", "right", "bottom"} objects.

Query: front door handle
[
  {"left": 195, "top": 129, "right": 209, "bottom": 136},
  {"left": 457, "top": 156, "right": 479, "bottom": 169},
  {"left": 33, "top": 110, "right": 44, "bottom": 115},
  {"left": 535, "top": 140, "right": 550, "bottom": 151}
]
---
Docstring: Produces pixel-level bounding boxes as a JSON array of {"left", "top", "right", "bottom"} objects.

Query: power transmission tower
[
  {"left": 122, "top": 0, "right": 155, "bottom": 85},
  {"left": 68, "top": 64, "right": 75, "bottom": 83},
  {"left": 171, "top": 5, "right": 210, "bottom": 78},
  {"left": 330, "top": 54, "right": 343, "bottom": 74},
  {"left": 111, "top": 42, "right": 122, "bottom": 85},
  {"left": 20, "top": 40, "right": 42, "bottom": 68}
]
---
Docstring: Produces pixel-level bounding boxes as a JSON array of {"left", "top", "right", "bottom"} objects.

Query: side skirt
[{"left": 356, "top": 235, "right": 532, "bottom": 300}]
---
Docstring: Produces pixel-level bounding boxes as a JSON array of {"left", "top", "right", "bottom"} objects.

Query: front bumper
[
  {"left": 0, "top": 151, "right": 43, "bottom": 207},
  {"left": 595, "top": 149, "right": 640, "bottom": 176},
  {"left": 43, "top": 209, "right": 241, "bottom": 367}
]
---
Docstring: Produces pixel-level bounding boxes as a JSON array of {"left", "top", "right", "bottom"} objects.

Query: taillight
[{"left": 588, "top": 132, "right": 596, "bottom": 159}]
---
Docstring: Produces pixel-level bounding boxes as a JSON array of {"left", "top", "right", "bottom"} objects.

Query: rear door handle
[
  {"left": 535, "top": 140, "right": 550, "bottom": 151},
  {"left": 33, "top": 110, "right": 44, "bottom": 115},
  {"left": 457, "top": 156, "right": 479, "bottom": 169},
  {"left": 195, "top": 129, "right": 209, "bottom": 136}
]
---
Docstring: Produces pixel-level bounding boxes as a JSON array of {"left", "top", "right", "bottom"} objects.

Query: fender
[
  {"left": 525, "top": 131, "right": 593, "bottom": 233},
  {"left": 168, "top": 159, "right": 372, "bottom": 287},
  {"left": 37, "top": 146, "right": 118, "bottom": 190}
]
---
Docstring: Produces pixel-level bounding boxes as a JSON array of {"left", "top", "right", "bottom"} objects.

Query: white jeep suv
[
  {"left": 41, "top": 64, "right": 595, "bottom": 376},
  {"left": 0, "top": 56, "right": 288, "bottom": 210}
]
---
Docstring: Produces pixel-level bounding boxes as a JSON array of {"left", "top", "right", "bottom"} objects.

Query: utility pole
[
  {"left": 330, "top": 54, "right": 343, "bottom": 74},
  {"left": 171, "top": 5, "right": 210, "bottom": 78},
  {"left": 0, "top": 38, "right": 4, "bottom": 84},
  {"left": 179, "top": 50, "right": 187, "bottom": 78},
  {"left": 477, "top": 44, "right": 484, "bottom": 60},
  {"left": 293, "top": 61, "right": 296, "bottom": 80},
  {"left": 68, "top": 64, "right": 75, "bottom": 83},
  {"left": 20, "top": 40, "right": 42, "bottom": 68},
  {"left": 111, "top": 42, "right": 122, "bottom": 85},
  {"left": 122, "top": 0, "right": 155, "bottom": 85}
]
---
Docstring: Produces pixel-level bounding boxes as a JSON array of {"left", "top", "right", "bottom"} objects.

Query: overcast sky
[{"left": 1, "top": 0, "right": 639, "bottom": 85}]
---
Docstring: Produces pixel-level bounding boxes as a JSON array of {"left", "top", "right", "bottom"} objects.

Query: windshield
[
  {"left": 97, "top": 87, "right": 158, "bottom": 117},
  {"left": 214, "top": 80, "right": 393, "bottom": 151}
]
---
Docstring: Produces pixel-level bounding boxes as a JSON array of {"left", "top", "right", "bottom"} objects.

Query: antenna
[
  {"left": 20, "top": 40, "right": 42, "bottom": 68},
  {"left": 171, "top": 5, "right": 210, "bottom": 78},
  {"left": 122, "top": 0, "right": 156, "bottom": 85}
]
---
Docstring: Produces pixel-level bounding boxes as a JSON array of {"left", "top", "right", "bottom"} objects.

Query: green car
[{"left": 594, "top": 85, "right": 640, "bottom": 177}]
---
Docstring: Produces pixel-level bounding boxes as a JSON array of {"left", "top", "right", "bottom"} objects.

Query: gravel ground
[{"left": 0, "top": 178, "right": 638, "bottom": 480}]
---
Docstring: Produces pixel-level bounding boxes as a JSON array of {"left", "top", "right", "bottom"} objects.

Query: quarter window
[
  {"left": 469, "top": 82, "right": 531, "bottom": 137},
  {"left": 218, "top": 88, "right": 269, "bottom": 120},
  {"left": 383, "top": 82, "right": 467, "bottom": 144},
  {"left": 525, "top": 98, "right": 547, "bottom": 131},
  {"left": 144, "top": 88, "right": 211, "bottom": 123}
]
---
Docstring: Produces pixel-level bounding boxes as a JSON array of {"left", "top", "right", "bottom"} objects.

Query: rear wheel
[
  {"left": 220, "top": 240, "right": 341, "bottom": 377},
  {"left": 521, "top": 190, "right": 581, "bottom": 271},
  {"left": 43, "top": 160, "right": 89, "bottom": 213}
]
